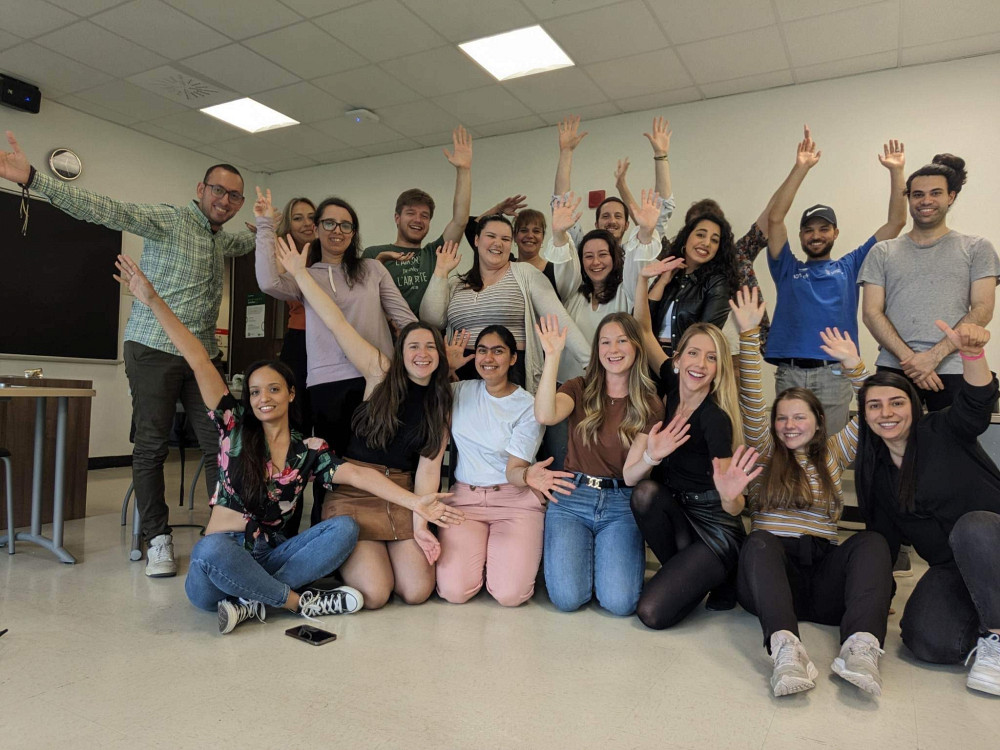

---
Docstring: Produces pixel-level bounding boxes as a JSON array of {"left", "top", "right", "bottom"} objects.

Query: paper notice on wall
[{"left": 246, "top": 292, "right": 266, "bottom": 339}]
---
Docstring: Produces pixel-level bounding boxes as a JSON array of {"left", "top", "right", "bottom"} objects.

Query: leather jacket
[{"left": 648, "top": 268, "right": 730, "bottom": 346}]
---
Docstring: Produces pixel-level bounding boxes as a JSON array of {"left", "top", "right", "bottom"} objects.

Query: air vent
[{"left": 127, "top": 66, "right": 236, "bottom": 108}]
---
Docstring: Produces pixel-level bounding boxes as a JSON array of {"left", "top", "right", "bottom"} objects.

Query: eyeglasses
[
  {"left": 318, "top": 219, "right": 356, "bottom": 233},
  {"left": 204, "top": 183, "right": 245, "bottom": 203}
]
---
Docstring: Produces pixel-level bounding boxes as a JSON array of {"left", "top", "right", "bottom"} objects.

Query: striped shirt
[
  {"left": 738, "top": 328, "right": 867, "bottom": 542},
  {"left": 29, "top": 172, "right": 254, "bottom": 357},
  {"left": 447, "top": 267, "right": 527, "bottom": 347}
]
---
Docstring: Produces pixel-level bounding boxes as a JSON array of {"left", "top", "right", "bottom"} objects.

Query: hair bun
[{"left": 931, "top": 153, "right": 968, "bottom": 186}]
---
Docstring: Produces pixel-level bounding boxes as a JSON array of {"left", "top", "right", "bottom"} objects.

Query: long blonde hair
[
  {"left": 576, "top": 313, "right": 658, "bottom": 448},
  {"left": 671, "top": 322, "right": 743, "bottom": 452}
]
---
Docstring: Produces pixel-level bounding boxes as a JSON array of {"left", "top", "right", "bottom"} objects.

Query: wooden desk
[{"left": 0, "top": 381, "right": 96, "bottom": 563}]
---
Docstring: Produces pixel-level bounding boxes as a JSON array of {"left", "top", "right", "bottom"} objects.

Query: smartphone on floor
[{"left": 285, "top": 624, "right": 337, "bottom": 645}]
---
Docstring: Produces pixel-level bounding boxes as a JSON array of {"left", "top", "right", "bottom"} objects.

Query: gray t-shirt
[{"left": 857, "top": 231, "right": 1000, "bottom": 373}]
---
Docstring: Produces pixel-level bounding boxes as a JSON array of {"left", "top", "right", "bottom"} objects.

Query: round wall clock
[{"left": 49, "top": 148, "right": 83, "bottom": 181}]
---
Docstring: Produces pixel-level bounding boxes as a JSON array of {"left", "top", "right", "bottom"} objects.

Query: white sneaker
[
  {"left": 298, "top": 586, "right": 364, "bottom": 620},
  {"left": 218, "top": 598, "right": 267, "bottom": 635},
  {"left": 832, "top": 632, "right": 884, "bottom": 696},
  {"left": 966, "top": 633, "right": 1000, "bottom": 696},
  {"left": 770, "top": 630, "right": 818, "bottom": 697},
  {"left": 145, "top": 533, "right": 177, "bottom": 577}
]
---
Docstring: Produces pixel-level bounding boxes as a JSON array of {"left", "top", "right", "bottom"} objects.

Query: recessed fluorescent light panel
[
  {"left": 200, "top": 98, "right": 298, "bottom": 133},
  {"left": 459, "top": 25, "right": 573, "bottom": 81}
]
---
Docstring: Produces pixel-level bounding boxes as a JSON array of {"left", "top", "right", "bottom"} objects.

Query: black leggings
[{"left": 630, "top": 480, "right": 728, "bottom": 630}]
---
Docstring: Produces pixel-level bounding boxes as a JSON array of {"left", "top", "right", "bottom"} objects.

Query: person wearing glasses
[{"left": 0, "top": 131, "right": 255, "bottom": 578}]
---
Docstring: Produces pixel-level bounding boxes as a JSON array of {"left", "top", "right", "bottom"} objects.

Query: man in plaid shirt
[{"left": 1, "top": 130, "right": 254, "bottom": 577}]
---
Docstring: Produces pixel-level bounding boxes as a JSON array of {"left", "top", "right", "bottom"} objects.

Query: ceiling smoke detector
[{"left": 346, "top": 108, "right": 379, "bottom": 124}]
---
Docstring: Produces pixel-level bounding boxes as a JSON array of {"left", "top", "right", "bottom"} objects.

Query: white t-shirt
[{"left": 451, "top": 380, "right": 543, "bottom": 485}]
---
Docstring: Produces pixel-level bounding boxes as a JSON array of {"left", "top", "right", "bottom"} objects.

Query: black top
[
  {"left": 860, "top": 377, "right": 1000, "bottom": 566},
  {"left": 346, "top": 381, "right": 430, "bottom": 473},
  {"left": 649, "top": 267, "right": 730, "bottom": 345},
  {"left": 652, "top": 360, "right": 733, "bottom": 492},
  {"left": 463, "top": 217, "right": 558, "bottom": 293}
]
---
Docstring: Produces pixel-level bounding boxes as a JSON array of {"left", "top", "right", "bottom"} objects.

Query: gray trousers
[
  {"left": 774, "top": 362, "right": 854, "bottom": 435},
  {"left": 124, "top": 341, "right": 222, "bottom": 541}
]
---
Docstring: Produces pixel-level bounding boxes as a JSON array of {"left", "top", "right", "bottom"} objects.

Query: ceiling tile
[
  {"left": 613, "top": 87, "right": 703, "bottom": 113},
  {"left": 315, "top": 0, "right": 446, "bottom": 62},
  {"left": 537, "top": 101, "right": 621, "bottom": 126},
  {"left": 358, "top": 138, "right": 422, "bottom": 156},
  {"left": 794, "top": 50, "right": 898, "bottom": 83},
  {"left": 181, "top": 44, "right": 300, "bottom": 95},
  {"left": 503, "top": 67, "right": 609, "bottom": 112},
  {"left": 432, "top": 86, "right": 532, "bottom": 126},
  {"left": 46, "top": 0, "right": 123, "bottom": 13},
  {"left": 399, "top": 0, "right": 535, "bottom": 43},
  {"left": 381, "top": 46, "right": 494, "bottom": 97},
  {"left": 0, "top": 30, "right": 23, "bottom": 52},
  {"left": 784, "top": 2, "right": 898, "bottom": 67},
  {"left": 518, "top": 0, "right": 622, "bottom": 21},
  {"left": 162, "top": 0, "right": 299, "bottom": 40},
  {"left": 0, "top": 0, "right": 78, "bottom": 38},
  {"left": 901, "top": 0, "right": 1000, "bottom": 46},
  {"left": 899, "top": 30, "right": 1000, "bottom": 66},
  {"left": 254, "top": 82, "right": 348, "bottom": 124},
  {"left": 585, "top": 48, "right": 693, "bottom": 100},
  {"left": 647, "top": 0, "right": 776, "bottom": 44},
  {"left": 150, "top": 108, "right": 245, "bottom": 143},
  {"left": 259, "top": 124, "right": 346, "bottom": 155},
  {"left": 312, "top": 65, "right": 421, "bottom": 109},
  {"left": 311, "top": 116, "right": 407, "bottom": 146},
  {"left": 258, "top": 155, "right": 320, "bottom": 173},
  {"left": 411, "top": 130, "right": 460, "bottom": 147},
  {"left": 376, "top": 100, "right": 459, "bottom": 137},
  {"left": 207, "top": 135, "right": 276, "bottom": 162},
  {"left": 774, "top": 0, "right": 886, "bottom": 22},
  {"left": 545, "top": 1, "right": 668, "bottom": 66},
  {"left": 278, "top": 0, "right": 365, "bottom": 18},
  {"left": 700, "top": 69, "right": 794, "bottom": 99},
  {"left": 474, "top": 115, "right": 548, "bottom": 138},
  {"left": 34, "top": 21, "right": 167, "bottom": 77},
  {"left": 243, "top": 21, "right": 364, "bottom": 79},
  {"left": 676, "top": 26, "right": 789, "bottom": 84},
  {"left": 0, "top": 43, "right": 112, "bottom": 94},
  {"left": 74, "top": 80, "right": 187, "bottom": 120},
  {"left": 310, "top": 146, "right": 365, "bottom": 164},
  {"left": 91, "top": 0, "right": 229, "bottom": 58},
  {"left": 131, "top": 120, "right": 208, "bottom": 149},
  {"left": 57, "top": 93, "right": 140, "bottom": 125}
]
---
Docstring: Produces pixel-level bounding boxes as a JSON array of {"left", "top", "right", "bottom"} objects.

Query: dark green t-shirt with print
[{"left": 362, "top": 236, "right": 443, "bottom": 315}]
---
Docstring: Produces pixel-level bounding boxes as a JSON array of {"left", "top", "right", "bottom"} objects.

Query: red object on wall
[{"left": 588, "top": 190, "right": 605, "bottom": 208}]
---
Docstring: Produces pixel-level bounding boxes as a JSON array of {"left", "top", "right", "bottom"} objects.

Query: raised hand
[
  {"left": 551, "top": 192, "right": 583, "bottom": 234},
  {"left": 639, "top": 256, "right": 685, "bottom": 279},
  {"left": 630, "top": 189, "right": 661, "bottom": 235},
  {"left": 728, "top": 285, "right": 766, "bottom": 332},
  {"left": 253, "top": 186, "right": 273, "bottom": 218},
  {"left": 712, "top": 445, "right": 763, "bottom": 504},
  {"left": 524, "top": 456, "right": 576, "bottom": 503},
  {"left": 558, "top": 115, "right": 588, "bottom": 151},
  {"left": 446, "top": 329, "right": 473, "bottom": 371},
  {"left": 433, "top": 240, "right": 461, "bottom": 277},
  {"left": 535, "top": 313, "right": 567, "bottom": 356},
  {"left": 643, "top": 116, "right": 671, "bottom": 157},
  {"left": 646, "top": 415, "right": 691, "bottom": 462},
  {"left": 936, "top": 319, "right": 990, "bottom": 355},
  {"left": 818, "top": 327, "right": 861, "bottom": 369},
  {"left": 375, "top": 250, "right": 415, "bottom": 265},
  {"left": 275, "top": 233, "right": 309, "bottom": 276},
  {"left": 492, "top": 194, "right": 528, "bottom": 217},
  {"left": 443, "top": 125, "right": 472, "bottom": 170},
  {"left": 614, "top": 158, "right": 630, "bottom": 186},
  {"left": 796, "top": 125, "right": 821, "bottom": 170},
  {"left": 413, "top": 493, "right": 464, "bottom": 528},
  {"left": 413, "top": 525, "right": 441, "bottom": 566},
  {"left": 0, "top": 131, "right": 32, "bottom": 184},
  {"left": 878, "top": 139, "right": 905, "bottom": 171},
  {"left": 114, "top": 254, "right": 157, "bottom": 306}
]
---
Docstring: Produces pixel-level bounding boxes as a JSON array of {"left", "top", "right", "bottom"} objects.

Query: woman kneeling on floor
[
  {"left": 729, "top": 287, "right": 892, "bottom": 698},
  {"left": 114, "top": 255, "right": 461, "bottom": 635}
]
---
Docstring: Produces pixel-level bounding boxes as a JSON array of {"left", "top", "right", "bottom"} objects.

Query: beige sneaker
[
  {"left": 832, "top": 632, "right": 884, "bottom": 696},
  {"left": 145, "top": 533, "right": 177, "bottom": 577},
  {"left": 770, "top": 630, "right": 818, "bottom": 697}
]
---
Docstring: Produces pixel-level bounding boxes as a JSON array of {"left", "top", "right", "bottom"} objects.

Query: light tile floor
[{"left": 1, "top": 458, "right": 997, "bottom": 749}]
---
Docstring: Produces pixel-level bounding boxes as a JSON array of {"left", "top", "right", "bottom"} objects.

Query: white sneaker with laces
[
  {"left": 966, "top": 633, "right": 1000, "bottom": 696},
  {"left": 145, "top": 533, "right": 177, "bottom": 578},
  {"left": 832, "top": 632, "right": 884, "bottom": 696},
  {"left": 769, "top": 630, "right": 818, "bottom": 697},
  {"left": 218, "top": 598, "right": 267, "bottom": 635},
  {"left": 298, "top": 586, "right": 364, "bottom": 620}
]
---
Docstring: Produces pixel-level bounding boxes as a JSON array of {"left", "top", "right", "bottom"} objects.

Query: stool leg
[
  {"left": 189, "top": 456, "right": 205, "bottom": 510},
  {"left": 2, "top": 457, "right": 13, "bottom": 555},
  {"left": 130, "top": 498, "right": 143, "bottom": 562},
  {"left": 121, "top": 482, "right": 134, "bottom": 526}
]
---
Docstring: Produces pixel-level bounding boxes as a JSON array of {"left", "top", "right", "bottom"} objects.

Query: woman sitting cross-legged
[
  {"left": 730, "top": 286, "right": 893, "bottom": 698},
  {"left": 533, "top": 313, "right": 663, "bottom": 616},
  {"left": 274, "top": 236, "right": 461, "bottom": 609},
  {"left": 113, "top": 255, "right": 461, "bottom": 635}
]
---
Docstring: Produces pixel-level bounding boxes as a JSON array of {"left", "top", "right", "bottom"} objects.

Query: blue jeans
[
  {"left": 543, "top": 482, "right": 644, "bottom": 616},
  {"left": 184, "top": 516, "right": 359, "bottom": 610}
]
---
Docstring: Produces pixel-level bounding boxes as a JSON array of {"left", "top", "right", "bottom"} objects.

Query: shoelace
[
  {"left": 965, "top": 633, "right": 1000, "bottom": 668},
  {"left": 848, "top": 638, "right": 885, "bottom": 667},
  {"left": 234, "top": 599, "right": 266, "bottom": 625},
  {"left": 148, "top": 542, "right": 171, "bottom": 563},
  {"left": 774, "top": 639, "right": 805, "bottom": 671},
  {"left": 298, "top": 590, "right": 346, "bottom": 621}
]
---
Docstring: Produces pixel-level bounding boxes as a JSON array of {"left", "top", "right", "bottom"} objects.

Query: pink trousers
[{"left": 436, "top": 482, "right": 544, "bottom": 607}]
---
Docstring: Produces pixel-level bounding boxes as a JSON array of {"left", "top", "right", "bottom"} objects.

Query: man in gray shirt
[{"left": 859, "top": 154, "right": 999, "bottom": 410}]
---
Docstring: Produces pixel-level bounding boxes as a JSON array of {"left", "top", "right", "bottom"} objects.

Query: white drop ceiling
[{"left": 2, "top": 0, "right": 999, "bottom": 173}]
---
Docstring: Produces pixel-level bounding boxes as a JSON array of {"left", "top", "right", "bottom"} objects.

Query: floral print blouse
[{"left": 208, "top": 393, "right": 342, "bottom": 548}]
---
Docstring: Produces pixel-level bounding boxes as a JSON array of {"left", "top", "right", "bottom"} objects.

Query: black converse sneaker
[
  {"left": 298, "top": 586, "right": 364, "bottom": 618},
  {"left": 218, "top": 598, "right": 267, "bottom": 634}
]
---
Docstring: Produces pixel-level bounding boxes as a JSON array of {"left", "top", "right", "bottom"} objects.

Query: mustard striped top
[{"left": 737, "top": 328, "right": 868, "bottom": 542}]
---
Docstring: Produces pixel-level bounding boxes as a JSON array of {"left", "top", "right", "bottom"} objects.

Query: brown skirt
[{"left": 321, "top": 457, "right": 415, "bottom": 541}]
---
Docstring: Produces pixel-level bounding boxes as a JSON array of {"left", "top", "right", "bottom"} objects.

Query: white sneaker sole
[
  {"left": 145, "top": 564, "right": 177, "bottom": 578},
  {"left": 832, "top": 658, "right": 883, "bottom": 696},
  {"left": 772, "top": 661, "right": 819, "bottom": 697},
  {"left": 967, "top": 674, "right": 1000, "bottom": 696}
]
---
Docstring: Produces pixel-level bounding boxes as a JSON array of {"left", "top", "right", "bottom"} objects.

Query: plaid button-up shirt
[{"left": 31, "top": 172, "right": 254, "bottom": 357}]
